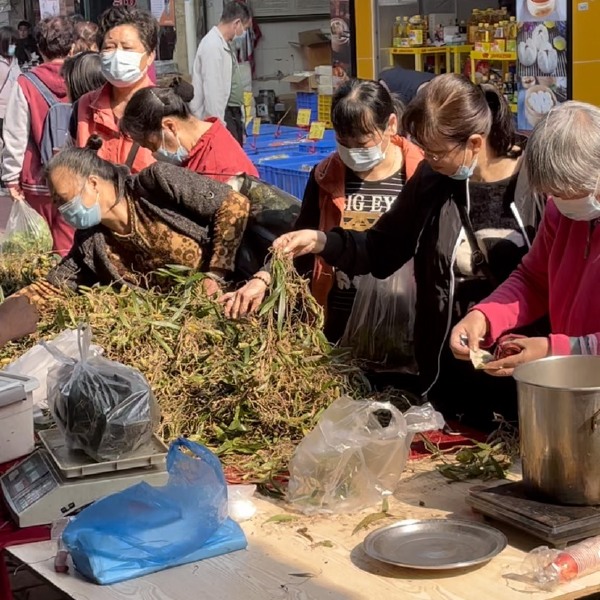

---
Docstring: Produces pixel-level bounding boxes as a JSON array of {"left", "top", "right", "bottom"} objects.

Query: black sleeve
[
  {"left": 293, "top": 168, "right": 321, "bottom": 231},
  {"left": 319, "top": 162, "right": 441, "bottom": 279}
]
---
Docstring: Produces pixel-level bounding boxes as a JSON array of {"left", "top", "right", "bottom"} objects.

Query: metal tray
[
  {"left": 38, "top": 429, "right": 168, "bottom": 479},
  {"left": 363, "top": 518, "right": 507, "bottom": 570}
]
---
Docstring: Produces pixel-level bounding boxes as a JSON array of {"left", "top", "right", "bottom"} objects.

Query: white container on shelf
[{"left": 0, "top": 372, "right": 39, "bottom": 463}]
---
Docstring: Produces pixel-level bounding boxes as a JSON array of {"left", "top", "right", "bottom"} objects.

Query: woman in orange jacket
[
  {"left": 221, "top": 78, "right": 423, "bottom": 342},
  {"left": 70, "top": 6, "right": 157, "bottom": 173}
]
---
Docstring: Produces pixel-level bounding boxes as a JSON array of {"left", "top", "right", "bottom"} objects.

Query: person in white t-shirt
[{"left": 190, "top": 1, "right": 251, "bottom": 145}]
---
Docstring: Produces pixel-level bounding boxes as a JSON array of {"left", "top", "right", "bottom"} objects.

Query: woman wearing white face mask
[
  {"left": 269, "top": 74, "right": 546, "bottom": 431},
  {"left": 220, "top": 79, "right": 423, "bottom": 341},
  {"left": 451, "top": 101, "right": 600, "bottom": 374},
  {"left": 70, "top": 6, "right": 157, "bottom": 174},
  {"left": 120, "top": 79, "right": 258, "bottom": 183}
]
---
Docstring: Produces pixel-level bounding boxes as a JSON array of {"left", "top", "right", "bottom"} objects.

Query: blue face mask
[
  {"left": 58, "top": 188, "right": 102, "bottom": 229},
  {"left": 7, "top": 44, "right": 15, "bottom": 57},
  {"left": 158, "top": 130, "right": 188, "bottom": 164},
  {"left": 449, "top": 148, "right": 477, "bottom": 181}
]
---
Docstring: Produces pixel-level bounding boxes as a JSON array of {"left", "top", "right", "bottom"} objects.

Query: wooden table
[{"left": 7, "top": 460, "right": 600, "bottom": 600}]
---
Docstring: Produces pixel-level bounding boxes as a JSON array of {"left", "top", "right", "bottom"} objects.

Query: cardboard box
[
  {"left": 282, "top": 73, "right": 318, "bottom": 93},
  {"left": 318, "top": 84, "right": 334, "bottom": 96},
  {"left": 294, "top": 29, "right": 332, "bottom": 71},
  {"left": 315, "top": 65, "right": 334, "bottom": 77}
]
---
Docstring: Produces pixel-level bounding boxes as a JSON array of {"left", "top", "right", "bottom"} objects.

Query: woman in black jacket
[
  {"left": 0, "top": 137, "right": 252, "bottom": 347},
  {"left": 273, "top": 74, "right": 545, "bottom": 429}
]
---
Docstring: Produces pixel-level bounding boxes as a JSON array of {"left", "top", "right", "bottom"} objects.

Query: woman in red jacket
[{"left": 120, "top": 78, "right": 258, "bottom": 183}]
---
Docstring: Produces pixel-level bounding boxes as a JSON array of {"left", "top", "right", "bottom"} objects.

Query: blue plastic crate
[
  {"left": 295, "top": 92, "right": 318, "bottom": 120},
  {"left": 251, "top": 150, "right": 306, "bottom": 180},
  {"left": 264, "top": 155, "right": 324, "bottom": 200}
]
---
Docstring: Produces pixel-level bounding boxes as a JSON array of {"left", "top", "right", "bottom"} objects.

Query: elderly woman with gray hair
[{"left": 450, "top": 101, "right": 600, "bottom": 374}]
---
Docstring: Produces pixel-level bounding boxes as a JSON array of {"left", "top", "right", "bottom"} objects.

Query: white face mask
[
  {"left": 553, "top": 195, "right": 600, "bottom": 221},
  {"left": 337, "top": 142, "right": 387, "bottom": 173},
  {"left": 101, "top": 49, "right": 146, "bottom": 88}
]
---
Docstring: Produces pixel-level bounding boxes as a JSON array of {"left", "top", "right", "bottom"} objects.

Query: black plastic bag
[{"left": 48, "top": 325, "right": 159, "bottom": 462}]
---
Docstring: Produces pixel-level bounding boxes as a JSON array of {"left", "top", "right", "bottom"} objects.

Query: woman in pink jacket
[{"left": 450, "top": 101, "right": 600, "bottom": 374}]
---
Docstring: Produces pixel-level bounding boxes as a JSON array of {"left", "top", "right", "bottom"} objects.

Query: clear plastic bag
[
  {"left": 47, "top": 325, "right": 159, "bottom": 462},
  {"left": 0, "top": 198, "right": 52, "bottom": 255},
  {"left": 287, "top": 396, "right": 444, "bottom": 514},
  {"left": 62, "top": 438, "right": 247, "bottom": 585},
  {"left": 341, "top": 260, "right": 417, "bottom": 370},
  {"left": 5, "top": 329, "right": 103, "bottom": 410}
]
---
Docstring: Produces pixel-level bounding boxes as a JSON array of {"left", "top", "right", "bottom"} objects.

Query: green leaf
[
  {"left": 264, "top": 514, "right": 298, "bottom": 524},
  {"left": 352, "top": 512, "right": 389, "bottom": 536}
]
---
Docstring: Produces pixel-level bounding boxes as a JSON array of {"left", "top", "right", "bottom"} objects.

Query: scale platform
[
  {"left": 467, "top": 481, "right": 600, "bottom": 548},
  {"left": 0, "top": 430, "right": 170, "bottom": 528}
]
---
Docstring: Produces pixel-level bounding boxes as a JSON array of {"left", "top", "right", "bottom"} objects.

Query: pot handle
[{"left": 592, "top": 409, "right": 600, "bottom": 432}]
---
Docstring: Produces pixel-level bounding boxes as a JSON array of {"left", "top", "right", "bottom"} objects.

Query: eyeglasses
[{"left": 414, "top": 141, "right": 463, "bottom": 163}]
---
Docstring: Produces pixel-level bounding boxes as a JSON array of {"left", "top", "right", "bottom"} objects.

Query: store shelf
[
  {"left": 470, "top": 51, "right": 517, "bottom": 61},
  {"left": 387, "top": 46, "right": 448, "bottom": 55}
]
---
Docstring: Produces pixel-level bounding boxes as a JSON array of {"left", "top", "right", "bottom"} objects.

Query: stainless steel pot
[{"left": 514, "top": 355, "right": 600, "bottom": 505}]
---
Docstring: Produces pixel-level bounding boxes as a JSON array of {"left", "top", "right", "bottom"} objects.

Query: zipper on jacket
[{"left": 423, "top": 182, "right": 470, "bottom": 397}]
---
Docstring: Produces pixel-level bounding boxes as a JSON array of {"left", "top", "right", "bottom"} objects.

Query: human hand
[
  {"left": 481, "top": 337, "right": 550, "bottom": 377},
  {"left": 272, "top": 230, "right": 327, "bottom": 258},
  {"left": 449, "top": 310, "right": 490, "bottom": 360},
  {"left": 8, "top": 187, "right": 24, "bottom": 202},
  {"left": 202, "top": 277, "right": 222, "bottom": 297},
  {"left": 219, "top": 272, "right": 270, "bottom": 319}
]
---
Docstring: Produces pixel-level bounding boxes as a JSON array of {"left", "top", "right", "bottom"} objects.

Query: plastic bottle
[
  {"left": 544, "top": 537, "right": 600, "bottom": 585},
  {"left": 493, "top": 22, "right": 506, "bottom": 52},
  {"left": 393, "top": 16, "right": 403, "bottom": 48},
  {"left": 408, "top": 15, "right": 424, "bottom": 47},
  {"left": 400, "top": 16, "right": 410, "bottom": 47},
  {"left": 506, "top": 16, "right": 518, "bottom": 53},
  {"left": 468, "top": 10, "right": 480, "bottom": 44},
  {"left": 475, "top": 22, "right": 486, "bottom": 51}
]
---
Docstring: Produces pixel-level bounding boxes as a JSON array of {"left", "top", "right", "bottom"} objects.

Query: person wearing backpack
[{"left": 1, "top": 16, "right": 76, "bottom": 257}]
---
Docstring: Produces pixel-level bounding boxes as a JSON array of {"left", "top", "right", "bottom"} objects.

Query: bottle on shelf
[
  {"left": 393, "top": 16, "right": 403, "bottom": 48},
  {"left": 506, "top": 16, "right": 518, "bottom": 53},
  {"left": 492, "top": 22, "right": 506, "bottom": 52},
  {"left": 468, "top": 9, "right": 481, "bottom": 44},
  {"left": 400, "top": 16, "right": 410, "bottom": 47},
  {"left": 408, "top": 15, "right": 424, "bottom": 47}
]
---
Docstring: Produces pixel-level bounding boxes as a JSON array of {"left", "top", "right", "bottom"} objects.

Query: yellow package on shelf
[{"left": 318, "top": 95, "right": 333, "bottom": 129}]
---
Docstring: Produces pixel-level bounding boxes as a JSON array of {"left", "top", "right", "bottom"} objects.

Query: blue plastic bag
[{"left": 62, "top": 438, "right": 248, "bottom": 584}]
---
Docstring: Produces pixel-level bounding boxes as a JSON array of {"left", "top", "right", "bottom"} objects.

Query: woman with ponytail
[
  {"left": 268, "top": 74, "right": 546, "bottom": 429},
  {"left": 121, "top": 78, "right": 258, "bottom": 182},
  {"left": 0, "top": 135, "right": 253, "bottom": 345},
  {"left": 120, "top": 78, "right": 257, "bottom": 182}
]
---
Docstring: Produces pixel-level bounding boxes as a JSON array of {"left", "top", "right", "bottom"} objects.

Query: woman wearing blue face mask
[
  {"left": 0, "top": 134, "right": 253, "bottom": 345},
  {"left": 0, "top": 26, "right": 20, "bottom": 139},
  {"left": 220, "top": 79, "right": 423, "bottom": 344},
  {"left": 120, "top": 78, "right": 258, "bottom": 183},
  {"left": 70, "top": 6, "right": 157, "bottom": 174},
  {"left": 270, "top": 74, "right": 546, "bottom": 431}
]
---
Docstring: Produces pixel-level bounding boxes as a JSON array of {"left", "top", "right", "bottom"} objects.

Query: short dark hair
[
  {"left": 0, "top": 26, "right": 17, "bottom": 60},
  {"left": 331, "top": 78, "right": 404, "bottom": 140},
  {"left": 61, "top": 51, "right": 106, "bottom": 102},
  {"left": 221, "top": 1, "right": 251, "bottom": 24},
  {"left": 121, "top": 79, "right": 194, "bottom": 142},
  {"left": 17, "top": 21, "right": 31, "bottom": 30},
  {"left": 97, "top": 6, "right": 159, "bottom": 53},
  {"left": 35, "top": 16, "right": 76, "bottom": 61}
]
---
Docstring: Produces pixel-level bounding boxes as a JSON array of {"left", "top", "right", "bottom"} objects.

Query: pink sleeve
[
  {"left": 550, "top": 333, "right": 600, "bottom": 356},
  {"left": 474, "top": 202, "right": 559, "bottom": 344}
]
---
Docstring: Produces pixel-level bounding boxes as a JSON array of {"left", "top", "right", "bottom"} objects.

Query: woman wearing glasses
[{"left": 271, "top": 74, "right": 545, "bottom": 429}]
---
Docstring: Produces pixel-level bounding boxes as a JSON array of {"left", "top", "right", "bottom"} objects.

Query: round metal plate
[{"left": 363, "top": 518, "right": 507, "bottom": 570}]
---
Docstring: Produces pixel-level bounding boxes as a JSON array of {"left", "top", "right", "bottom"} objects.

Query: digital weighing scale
[
  {"left": 467, "top": 482, "right": 600, "bottom": 548},
  {"left": 0, "top": 429, "right": 169, "bottom": 527}
]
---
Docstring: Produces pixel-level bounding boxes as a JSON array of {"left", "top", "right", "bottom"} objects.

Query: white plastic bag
[
  {"left": 341, "top": 260, "right": 417, "bottom": 370},
  {"left": 227, "top": 484, "right": 257, "bottom": 522},
  {"left": 0, "top": 198, "right": 52, "bottom": 255},
  {"left": 287, "top": 396, "right": 444, "bottom": 514},
  {"left": 5, "top": 329, "right": 103, "bottom": 410}
]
